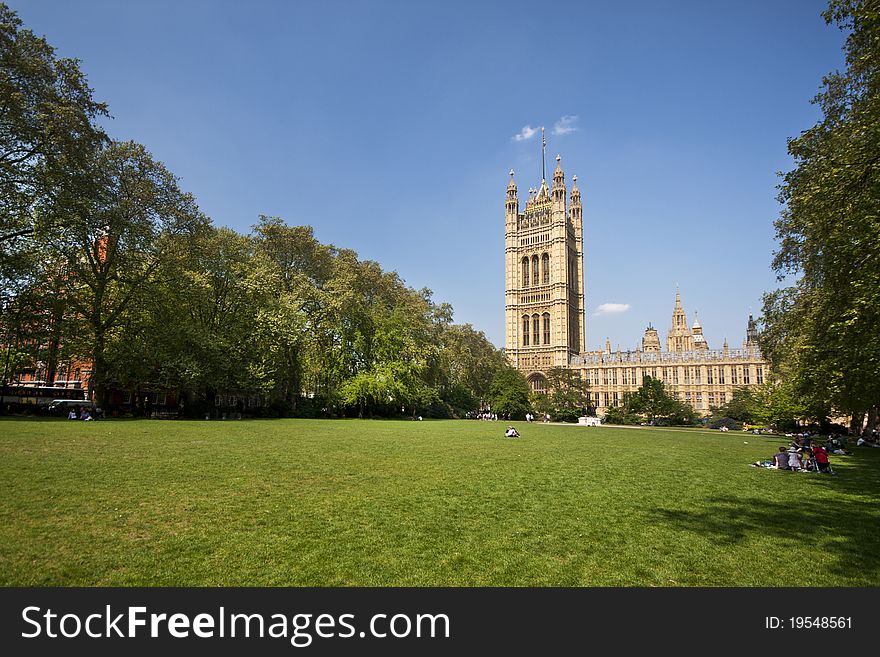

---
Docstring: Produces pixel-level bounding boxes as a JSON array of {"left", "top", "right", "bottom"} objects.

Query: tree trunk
[
  {"left": 91, "top": 329, "right": 108, "bottom": 407},
  {"left": 44, "top": 296, "right": 65, "bottom": 386},
  {"left": 849, "top": 411, "right": 865, "bottom": 435},
  {"left": 866, "top": 406, "right": 878, "bottom": 433}
]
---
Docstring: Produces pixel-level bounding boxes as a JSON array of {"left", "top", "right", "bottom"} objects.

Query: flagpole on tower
[{"left": 541, "top": 126, "right": 546, "bottom": 182}]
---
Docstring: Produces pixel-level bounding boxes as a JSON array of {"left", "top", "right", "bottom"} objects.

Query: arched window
[
  {"left": 521, "top": 257, "right": 529, "bottom": 287},
  {"left": 532, "top": 255, "right": 539, "bottom": 286},
  {"left": 532, "top": 314, "right": 540, "bottom": 342},
  {"left": 522, "top": 315, "right": 530, "bottom": 346},
  {"left": 543, "top": 312, "right": 551, "bottom": 344},
  {"left": 528, "top": 373, "right": 547, "bottom": 394},
  {"left": 542, "top": 253, "right": 550, "bottom": 284}
]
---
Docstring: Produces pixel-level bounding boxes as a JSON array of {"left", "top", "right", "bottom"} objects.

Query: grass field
[{"left": 1, "top": 417, "right": 878, "bottom": 586}]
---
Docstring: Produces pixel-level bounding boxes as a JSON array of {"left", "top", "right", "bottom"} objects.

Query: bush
[
  {"left": 603, "top": 405, "right": 640, "bottom": 425},
  {"left": 708, "top": 417, "right": 742, "bottom": 431}
]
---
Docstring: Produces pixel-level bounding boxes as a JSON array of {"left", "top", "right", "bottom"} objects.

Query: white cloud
[
  {"left": 593, "top": 303, "right": 631, "bottom": 317},
  {"left": 513, "top": 125, "right": 539, "bottom": 142},
  {"left": 551, "top": 115, "right": 579, "bottom": 136}
]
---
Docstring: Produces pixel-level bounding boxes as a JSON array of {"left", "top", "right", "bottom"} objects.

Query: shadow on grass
[{"left": 649, "top": 489, "right": 880, "bottom": 583}]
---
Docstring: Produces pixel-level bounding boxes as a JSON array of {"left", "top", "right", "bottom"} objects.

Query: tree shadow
[{"left": 649, "top": 485, "right": 880, "bottom": 583}]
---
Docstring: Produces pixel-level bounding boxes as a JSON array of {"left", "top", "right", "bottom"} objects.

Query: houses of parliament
[{"left": 503, "top": 148, "right": 768, "bottom": 417}]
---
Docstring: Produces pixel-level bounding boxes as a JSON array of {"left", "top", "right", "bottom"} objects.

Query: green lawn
[{"left": 1, "top": 417, "right": 878, "bottom": 586}]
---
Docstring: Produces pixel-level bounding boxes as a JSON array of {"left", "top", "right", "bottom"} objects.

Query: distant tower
[
  {"left": 504, "top": 150, "right": 585, "bottom": 392},
  {"left": 666, "top": 288, "right": 695, "bottom": 352},
  {"left": 692, "top": 312, "right": 709, "bottom": 351},
  {"left": 642, "top": 324, "right": 661, "bottom": 352},
  {"left": 745, "top": 313, "right": 759, "bottom": 348}
]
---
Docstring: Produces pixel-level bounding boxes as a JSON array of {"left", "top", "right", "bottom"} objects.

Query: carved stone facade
[
  {"left": 503, "top": 154, "right": 769, "bottom": 416},
  {"left": 504, "top": 154, "right": 585, "bottom": 393}
]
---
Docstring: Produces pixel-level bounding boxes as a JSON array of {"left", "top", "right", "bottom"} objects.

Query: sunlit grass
[{"left": 1, "top": 417, "right": 878, "bottom": 586}]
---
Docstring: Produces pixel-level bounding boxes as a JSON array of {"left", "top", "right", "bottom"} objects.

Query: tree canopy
[
  {"left": 604, "top": 376, "right": 698, "bottom": 426},
  {"left": 487, "top": 368, "right": 531, "bottom": 420},
  {"left": 761, "top": 0, "right": 880, "bottom": 431},
  {"left": 1, "top": 2, "right": 107, "bottom": 263},
  {"left": 530, "top": 367, "right": 591, "bottom": 422},
  {"left": 0, "top": 3, "right": 509, "bottom": 418}
]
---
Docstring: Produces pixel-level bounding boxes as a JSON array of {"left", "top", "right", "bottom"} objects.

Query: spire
[
  {"left": 692, "top": 311, "right": 701, "bottom": 330},
  {"left": 667, "top": 287, "right": 692, "bottom": 352},
  {"left": 506, "top": 169, "right": 518, "bottom": 216},
  {"left": 537, "top": 178, "right": 549, "bottom": 201},
  {"left": 605, "top": 337, "right": 611, "bottom": 354}
]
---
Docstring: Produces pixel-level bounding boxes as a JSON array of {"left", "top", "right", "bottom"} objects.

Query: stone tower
[
  {"left": 692, "top": 313, "right": 709, "bottom": 350},
  {"left": 666, "top": 288, "right": 695, "bottom": 352},
  {"left": 504, "top": 146, "right": 585, "bottom": 392},
  {"left": 642, "top": 324, "right": 661, "bottom": 352},
  {"left": 745, "top": 313, "right": 759, "bottom": 348}
]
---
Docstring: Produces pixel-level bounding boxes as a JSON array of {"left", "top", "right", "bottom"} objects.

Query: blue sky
[{"left": 11, "top": 0, "right": 846, "bottom": 350}]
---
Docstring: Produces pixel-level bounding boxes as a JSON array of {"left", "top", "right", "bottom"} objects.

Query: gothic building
[
  {"left": 503, "top": 151, "right": 769, "bottom": 416},
  {"left": 504, "top": 152, "right": 585, "bottom": 385}
]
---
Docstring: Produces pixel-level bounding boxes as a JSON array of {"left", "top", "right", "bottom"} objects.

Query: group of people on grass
[
  {"left": 856, "top": 431, "right": 880, "bottom": 447},
  {"left": 68, "top": 406, "right": 90, "bottom": 421},
  {"left": 753, "top": 437, "right": 834, "bottom": 474},
  {"left": 67, "top": 405, "right": 101, "bottom": 421}
]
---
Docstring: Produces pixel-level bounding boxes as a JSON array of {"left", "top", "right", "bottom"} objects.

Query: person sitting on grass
[
  {"left": 813, "top": 445, "right": 831, "bottom": 473},
  {"left": 787, "top": 447, "right": 803, "bottom": 472},
  {"left": 772, "top": 446, "right": 790, "bottom": 470},
  {"left": 505, "top": 426, "right": 520, "bottom": 438}
]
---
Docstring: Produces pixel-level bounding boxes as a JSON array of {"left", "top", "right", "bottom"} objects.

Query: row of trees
[
  {"left": 600, "top": 379, "right": 813, "bottom": 431},
  {"left": 602, "top": 376, "right": 699, "bottom": 427},
  {"left": 0, "top": 3, "right": 512, "bottom": 418},
  {"left": 708, "top": 384, "right": 814, "bottom": 432},
  {"left": 761, "top": 0, "right": 880, "bottom": 433}
]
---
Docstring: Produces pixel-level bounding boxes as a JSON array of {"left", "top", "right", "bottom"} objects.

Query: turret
[
  {"left": 745, "top": 313, "right": 759, "bottom": 347},
  {"left": 506, "top": 170, "right": 519, "bottom": 218},
  {"left": 570, "top": 174, "right": 582, "bottom": 225},
  {"left": 692, "top": 312, "right": 709, "bottom": 351},
  {"left": 552, "top": 154, "right": 565, "bottom": 204},
  {"left": 667, "top": 287, "right": 695, "bottom": 352},
  {"left": 642, "top": 324, "right": 661, "bottom": 352}
]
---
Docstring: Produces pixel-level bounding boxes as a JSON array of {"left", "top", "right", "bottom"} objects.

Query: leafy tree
[
  {"left": 762, "top": 0, "right": 880, "bottom": 431},
  {"left": 49, "top": 141, "right": 207, "bottom": 405},
  {"left": 608, "top": 375, "right": 698, "bottom": 426},
  {"left": 537, "top": 366, "right": 591, "bottom": 422},
  {"left": 602, "top": 402, "right": 641, "bottom": 426},
  {"left": 715, "top": 387, "right": 760, "bottom": 424},
  {"left": 487, "top": 367, "right": 530, "bottom": 419},
  {"left": 1, "top": 2, "right": 108, "bottom": 262},
  {"left": 436, "top": 323, "right": 507, "bottom": 414},
  {"left": 626, "top": 375, "right": 679, "bottom": 424}
]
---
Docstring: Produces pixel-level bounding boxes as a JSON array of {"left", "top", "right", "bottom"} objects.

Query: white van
[{"left": 48, "top": 399, "right": 87, "bottom": 412}]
